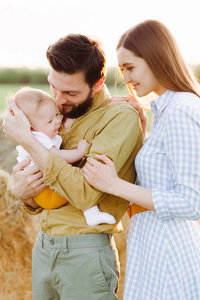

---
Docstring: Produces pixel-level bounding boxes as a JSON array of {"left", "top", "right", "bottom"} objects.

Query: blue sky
[{"left": 0, "top": 0, "right": 199, "bottom": 68}]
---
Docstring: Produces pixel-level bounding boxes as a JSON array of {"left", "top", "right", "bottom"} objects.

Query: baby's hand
[{"left": 78, "top": 139, "right": 90, "bottom": 155}]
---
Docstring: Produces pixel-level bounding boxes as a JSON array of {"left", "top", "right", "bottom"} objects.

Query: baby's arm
[{"left": 49, "top": 139, "right": 89, "bottom": 164}]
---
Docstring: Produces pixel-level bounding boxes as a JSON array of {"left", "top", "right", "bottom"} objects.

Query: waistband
[{"left": 38, "top": 230, "right": 112, "bottom": 250}]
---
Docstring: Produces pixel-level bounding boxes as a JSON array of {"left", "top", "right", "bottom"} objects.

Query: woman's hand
[
  {"left": 83, "top": 154, "right": 155, "bottom": 211},
  {"left": 109, "top": 95, "right": 136, "bottom": 106},
  {"left": 82, "top": 154, "right": 120, "bottom": 194},
  {"left": 2, "top": 99, "right": 31, "bottom": 145},
  {"left": 109, "top": 95, "right": 148, "bottom": 137}
]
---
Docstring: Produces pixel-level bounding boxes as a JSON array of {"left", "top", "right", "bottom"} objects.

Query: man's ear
[{"left": 92, "top": 76, "right": 105, "bottom": 94}]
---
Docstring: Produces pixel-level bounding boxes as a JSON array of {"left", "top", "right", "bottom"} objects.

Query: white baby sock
[{"left": 83, "top": 205, "right": 116, "bottom": 226}]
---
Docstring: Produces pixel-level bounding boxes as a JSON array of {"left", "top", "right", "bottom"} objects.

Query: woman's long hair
[{"left": 117, "top": 20, "right": 200, "bottom": 97}]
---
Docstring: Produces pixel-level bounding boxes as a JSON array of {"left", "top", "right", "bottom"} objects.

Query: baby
[{"left": 13, "top": 87, "right": 116, "bottom": 226}]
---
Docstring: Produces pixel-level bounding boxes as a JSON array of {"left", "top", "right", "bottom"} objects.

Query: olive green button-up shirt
[{"left": 31, "top": 85, "right": 143, "bottom": 236}]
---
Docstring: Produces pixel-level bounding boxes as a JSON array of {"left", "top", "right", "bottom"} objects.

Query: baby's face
[{"left": 31, "top": 99, "right": 62, "bottom": 139}]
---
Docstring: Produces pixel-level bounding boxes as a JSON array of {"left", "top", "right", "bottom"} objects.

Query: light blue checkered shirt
[{"left": 124, "top": 90, "right": 200, "bottom": 300}]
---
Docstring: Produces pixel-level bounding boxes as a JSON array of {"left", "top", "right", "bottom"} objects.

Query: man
[{"left": 3, "top": 34, "right": 143, "bottom": 300}]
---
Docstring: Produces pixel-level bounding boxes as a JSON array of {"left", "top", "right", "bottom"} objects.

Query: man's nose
[{"left": 56, "top": 91, "right": 67, "bottom": 105}]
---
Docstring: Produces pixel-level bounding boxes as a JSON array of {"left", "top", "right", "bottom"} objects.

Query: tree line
[{"left": 0, "top": 65, "right": 200, "bottom": 85}]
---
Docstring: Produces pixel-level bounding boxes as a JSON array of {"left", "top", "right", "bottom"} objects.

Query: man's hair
[{"left": 46, "top": 34, "right": 106, "bottom": 88}]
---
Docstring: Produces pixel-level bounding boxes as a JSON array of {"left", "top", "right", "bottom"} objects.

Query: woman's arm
[
  {"left": 83, "top": 154, "right": 155, "bottom": 211},
  {"left": 43, "top": 105, "right": 142, "bottom": 211}
]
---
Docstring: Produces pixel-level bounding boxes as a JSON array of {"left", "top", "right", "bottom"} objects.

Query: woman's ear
[{"left": 92, "top": 76, "right": 105, "bottom": 94}]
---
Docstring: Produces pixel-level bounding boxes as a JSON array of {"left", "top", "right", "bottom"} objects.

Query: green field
[{"left": 0, "top": 83, "right": 152, "bottom": 131}]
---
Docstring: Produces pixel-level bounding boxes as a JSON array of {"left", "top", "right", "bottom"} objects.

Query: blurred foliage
[
  {"left": 0, "top": 66, "right": 124, "bottom": 85},
  {"left": 0, "top": 68, "right": 49, "bottom": 84},
  {"left": 105, "top": 66, "right": 122, "bottom": 86},
  {"left": 0, "top": 65, "right": 200, "bottom": 85}
]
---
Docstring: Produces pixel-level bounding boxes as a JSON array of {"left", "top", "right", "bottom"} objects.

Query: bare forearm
[
  {"left": 20, "top": 133, "right": 49, "bottom": 172},
  {"left": 113, "top": 178, "right": 155, "bottom": 211}
]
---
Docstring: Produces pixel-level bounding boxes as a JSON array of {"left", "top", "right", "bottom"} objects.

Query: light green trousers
[{"left": 32, "top": 230, "right": 119, "bottom": 300}]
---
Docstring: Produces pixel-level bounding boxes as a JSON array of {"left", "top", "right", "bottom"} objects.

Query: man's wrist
[
  {"left": 21, "top": 197, "right": 40, "bottom": 209},
  {"left": 20, "top": 132, "right": 35, "bottom": 149}
]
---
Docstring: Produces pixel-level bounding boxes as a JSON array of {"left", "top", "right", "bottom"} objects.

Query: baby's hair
[
  {"left": 12, "top": 87, "right": 53, "bottom": 120},
  {"left": 14, "top": 87, "right": 51, "bottom": 107}
]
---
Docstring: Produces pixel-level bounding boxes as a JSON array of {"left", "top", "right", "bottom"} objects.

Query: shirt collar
[
  {"left": 150, "top": 90, "right": 176, "bottom": 130},
  {"left": 88, "top": 84, "right": 111, "bottom": 113},
  {"left": 150, "top": 90, "right": 175, "bottom": 116}
]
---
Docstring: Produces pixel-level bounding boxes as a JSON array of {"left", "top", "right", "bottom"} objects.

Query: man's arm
[
  {"left": 3, "top": 100, "right": 51, "bottom": 172},
  {"left": 44, "top": 104, "right": 143, "bottom": 210},
  {"left": 3, "top": 100, "right": 143, "bottom": 211},
  {"left": 3, "top": 100, "right": 89, "bottom": 170}
]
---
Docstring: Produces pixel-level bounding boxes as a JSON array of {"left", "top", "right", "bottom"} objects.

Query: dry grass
[
  {"left": 0, "top": 168, "right": 40, "bottom": 299},
  {"left": 0, "top": 168, "right": 40, "bottom": 300},
  {"left": 0, "top": 113, "right": 18, "bottom": 174},
  {"left": 0, "top": 113, "right": 39, "bottom": 299}
]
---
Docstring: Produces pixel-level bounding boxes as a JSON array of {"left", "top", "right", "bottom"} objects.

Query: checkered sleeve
[{"left": 153, "top": 99, "right": 200, "bottom": 220}]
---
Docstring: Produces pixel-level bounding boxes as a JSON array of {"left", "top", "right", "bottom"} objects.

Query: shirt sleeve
[
  {"left": 21, "top": 202, "right": 43, "bottom": 215},
  {"left": 43, "top": 105, "right": 143, "bottom": 210},
  {"left": 153, "top": 100, "right": 200, "bottom": 220}
]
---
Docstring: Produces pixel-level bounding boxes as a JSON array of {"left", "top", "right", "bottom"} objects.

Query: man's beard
[{"left": 60, "top": 91, "right": 94, "bottom": 123}]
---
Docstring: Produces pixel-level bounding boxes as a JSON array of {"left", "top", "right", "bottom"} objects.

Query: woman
[{"left": 83, "top": 20, "right": 200, "bottom": 299}]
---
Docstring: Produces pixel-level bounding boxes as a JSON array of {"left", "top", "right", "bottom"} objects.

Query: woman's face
[{"left": 117, "top": 46, "right": 166, "bottom": 97}]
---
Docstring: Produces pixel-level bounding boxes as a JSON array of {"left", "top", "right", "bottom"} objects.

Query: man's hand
[
  {"left": 3, "top": 99, "right": 50, "bottom": 173},
  {"left": 2, "top": 98, "right": 31, "bottom": 145},
  {"left": 12, "top": 159, "right": 46, "bottom": 200}
]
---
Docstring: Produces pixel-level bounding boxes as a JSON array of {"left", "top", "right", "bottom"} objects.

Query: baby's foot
[{"left": 83, "top": 205, "right": 116, "bottom": 226}]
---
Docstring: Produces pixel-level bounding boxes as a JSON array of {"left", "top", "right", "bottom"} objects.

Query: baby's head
[{"left": 13, "top": 87, "right": 62, "bottom": 139}]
